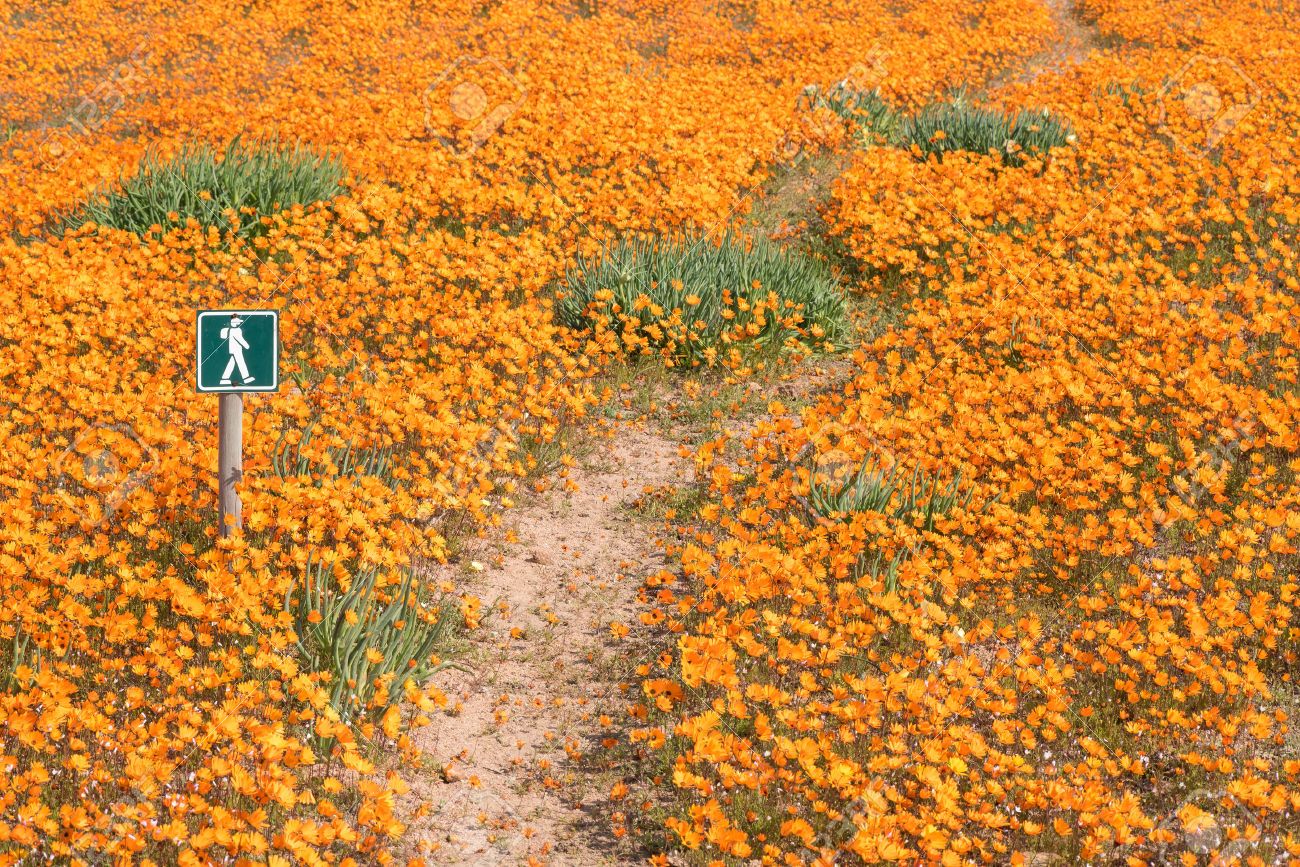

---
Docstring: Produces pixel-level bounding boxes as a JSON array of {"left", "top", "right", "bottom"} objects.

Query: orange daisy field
[{"left": 1, "top": 0, "right": 1297, "bottom": 864}]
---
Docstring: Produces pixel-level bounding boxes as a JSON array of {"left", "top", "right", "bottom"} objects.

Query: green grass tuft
[
  {"left": 899, "top": 97, "right": 1074, "bottom": 165},
  {"left": 555, "top": 230, "right": 850, "bottom": 364},
  {"left": 798, "top": 82, "right": 900, "bottom": 141},
  {"left": 809, "top": 456, "right": 971, "bottom": 529},
  {"left": 286, "top": 555, "right": 463, "bottom": 732},
  {"left": 57, "top": 136, "right": 347, "bottom": 240},
  {"left": 808, "top": 456, "right": 973, "bottom": 592}
]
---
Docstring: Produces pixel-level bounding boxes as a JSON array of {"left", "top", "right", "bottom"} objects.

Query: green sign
[{"left": 195, "top": 310, "right": 280, "bottom": 393}]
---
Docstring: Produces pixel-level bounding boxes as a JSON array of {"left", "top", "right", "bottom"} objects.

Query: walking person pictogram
[{"left": 219, "top": 315, "right": 254, "bottom": 385}]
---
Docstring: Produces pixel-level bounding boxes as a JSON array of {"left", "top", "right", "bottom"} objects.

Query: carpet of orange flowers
[
  {"left": 1, "top": 0, "right": 1298, "bottom": 863},
  {"left": 622, "top": 0, "right": 1300, "bottom": 864}
]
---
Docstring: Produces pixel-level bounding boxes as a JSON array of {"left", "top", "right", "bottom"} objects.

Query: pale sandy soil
[{"left": 402, "top": 426, "right": 684, "bottom": 865}]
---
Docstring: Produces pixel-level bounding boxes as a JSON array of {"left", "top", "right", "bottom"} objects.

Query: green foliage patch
[
  {"left": 58, "top": 136, "right": 347, "bottom": 240},
  {"left": 899, "top": 97, "right": 1074, "bottom": 165},
  {"left": 286, "top": 556, "right": 462, "bottom": 729},
  {"left": 556, "top": 230, "right": 850, "bottom": 363}
]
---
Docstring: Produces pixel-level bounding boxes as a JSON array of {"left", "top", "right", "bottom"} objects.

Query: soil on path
[{"left": 403, "top": 426, "right": 684, "bottom": 865}]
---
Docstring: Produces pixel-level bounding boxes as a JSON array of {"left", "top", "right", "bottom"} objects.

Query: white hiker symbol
[{"left": 219, "top": 315, "right": 255, "bottom": 385}]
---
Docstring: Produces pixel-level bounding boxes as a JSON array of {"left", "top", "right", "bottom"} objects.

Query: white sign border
[{"left": 195, "top": 309, "right": 280, "bottom": 393}]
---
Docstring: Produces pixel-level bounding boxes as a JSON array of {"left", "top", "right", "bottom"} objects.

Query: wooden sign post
[
  {"left": 217, "top": 394, "right": 243, "bottom": 535},
  {"left": 195, "top": 310, "right": 280, "bottom": 537}
]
